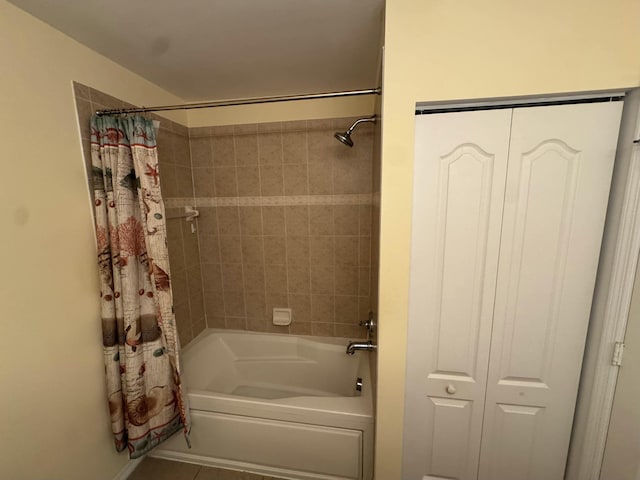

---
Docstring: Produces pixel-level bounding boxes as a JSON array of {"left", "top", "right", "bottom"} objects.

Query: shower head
[
  {"left": 334, "top": 131, "right": 354, "bottom": 147},
  {"left": 334, "top": 115, "right": 377, "bottom": 148}
]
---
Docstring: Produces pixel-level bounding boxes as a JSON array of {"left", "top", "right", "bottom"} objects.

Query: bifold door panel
[
  {"left": 403, "top": 109, "right": 512, "bottom": 480},
  {"left": 403, "top": 102, "right": 623, "bottom": 480}
]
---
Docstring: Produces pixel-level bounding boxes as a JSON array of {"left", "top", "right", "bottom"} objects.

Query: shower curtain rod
[{"left": 95, "top": 87, "right": 382, "bottom": 116}]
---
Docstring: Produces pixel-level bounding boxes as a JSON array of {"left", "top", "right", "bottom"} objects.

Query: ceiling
[{"left": 9, "top": 0, "right": 384, "bottom": 101}]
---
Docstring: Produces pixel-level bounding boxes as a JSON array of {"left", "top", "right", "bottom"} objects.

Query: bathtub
[{"left": 152, "top": 329, "right": 374, "bottom": 480}]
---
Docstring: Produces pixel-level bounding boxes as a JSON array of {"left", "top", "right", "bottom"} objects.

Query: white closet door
[
  {"left": 478, "top": 102, "right": 623, "bottom": 480},
  {"left": 403, "top": 109, "right": 512, "bottom": 480}
]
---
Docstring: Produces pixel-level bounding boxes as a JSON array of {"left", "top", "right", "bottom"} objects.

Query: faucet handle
[{"left": 359, "top": 311, "right": 376, "bottom": 334}]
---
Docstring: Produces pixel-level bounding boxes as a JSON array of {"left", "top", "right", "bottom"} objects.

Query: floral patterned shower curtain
[{"left": 90, "top": 115, "right": 189, "bottom": 458}]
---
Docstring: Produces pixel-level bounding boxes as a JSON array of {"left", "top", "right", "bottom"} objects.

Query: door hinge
[{"left": 612, "top": 342, "right": 625, "bottom": 366}]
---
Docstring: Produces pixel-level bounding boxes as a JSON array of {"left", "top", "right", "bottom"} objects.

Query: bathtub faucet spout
[{"left": 346, "top": 340, "right": 377, "bottom": 355}]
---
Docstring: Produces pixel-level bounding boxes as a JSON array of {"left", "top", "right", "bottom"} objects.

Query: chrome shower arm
[{"left": 345, "top": 115, "right": 377, "bottom": 135}]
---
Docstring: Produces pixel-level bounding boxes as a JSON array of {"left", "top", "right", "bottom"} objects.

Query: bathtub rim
[{"left": 180, "top": 328, "right": 375, "bottom": 428}]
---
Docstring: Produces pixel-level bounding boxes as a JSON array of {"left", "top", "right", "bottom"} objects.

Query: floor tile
[
  {"left": 129, "top": 457, "right": 200, "bottom": 480},
  {"left": 196, "top": 467, "right": 263, "bottom": 480},
  {"left": 194, "top": 465, "right": 262, "bottom": 480}
]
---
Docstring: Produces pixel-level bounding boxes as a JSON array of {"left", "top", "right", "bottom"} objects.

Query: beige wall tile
[
  {"left": 219, "top": 235, "right": 242, "bottom": 264},
  {"left": 258, "top": 132, "right": 283, "bottom": 165},
  {"left": 213, "top": 166, "right": 238, "bottom": 197},
  {"left": 244, "top": 265, "right": 266, "bottom": 293},
  {"left": 73, "top": 81, "right": 90, "bottom": 101},
  {"left": 310, "top": 237, "right": 334, "bottom": 266},
  {"left": 211, "top": 135, "right": 235, "bottom": 167},
  {"left": 290, "top": 322, "right": 312, "bottom": 335},
  {"left": 287, "top": 266, "right": 310, "bottom": 294},
  {"left": 335, "top": 266, "right": 358, "bottom": 295},
  {"left": 225, "top": 317, "right": 247, "bottom": 330},
  {"left": 266, "top": 324, "right": 290, "bottom": 334},
  {"left": 308, "top": 163, "right": 333, "bottom": 195},
  {"left": 175, "top": 166, "right": 194, "bottom": 196},
  {"left": 311, "top": 264, "right": 334, "bottom": 294},
  {"left": 284, "top": 206, "right": 309, "bottom": 236},
  {"left": 156, "top": 132, "right": 174, "bottom": 166},
  {"left": 198, "top": 234, "right": 220, "bottom": 264},
  {"left": 241, "top": 236, "right": 264, "bottom": 265},
  {"left": 359, "top": 267, "right": 371, "bottom": 296},
  {"left": 217, "top": 207, "right": 240, "bottom": 235},
  {"left": 202, "top": 263, "right": 223, "bottom": 292},
  {"left": 189, "top": 291, "right": 205, "bottom": 324},
  {"left": 260, "top": 165, "right": 284, "bottom": 196},
  {"left": 282, "top": 120, "right": 308, "bottom": 132},
  {"left": 289, "top": 294, "right": 311, "bottom": 322},
  {"left": 263, "top": 236, "right": 286, "bottom": 264},
  {"left": 171, "top": 269, "right": 189, "bottom": 303},
  {"left": 359, "top": 205, "right": 372, "bottom": 236},
  {"left": 334, "top": 205, "right": 360, "bottom": 235},
  {"left": 247, "top": 316, "right": 268, "bottom": 332},
  {"left": 186, "top": 263, "right": 203, "bottom": 294},
  {"left": 174, "top": 301, "right": 192, "bottom": 343},
  {"left": 189, "top": 126, "right": 212, "bottom": 137},
  {"left": 284, "top": 164, "right": 309, "bottom": 195},
  {"left": 239, "top": 207, "right": 263, "bottom": 235},
  {"left": 234, "top": 124, "right": 258, "bottom": 135},
  {"left": 208, "top": 316, "right": 226, "bottom": 328},
  {"left": 258, "top": 121, "right": 282, "bottom": 133},
  {"left": 335, "top": 295, "right": 359, "bottom": 324},
  {"left": 265, "top": 264, "right": 287, "bottom": 293},
  {"left": 182, "top": 231, "right": 200, "bottom": 268},
  {"left": 76, "top": 98, "right": 92, "bottom": 140},
  {"left": 190, "top": 137, "right": 213, "bottom": 167},
  {"left": 233, "top": 135, "right": 258, "bottom": 166},
  {"left": 335, "top": 236, "right": 359, "bottom": 266},
  {"left": 266, "top": 293, "right": 289, "bottom": 313},
  {"left": 335, "top": 324, "right": 365, "bottom": 339},
  {"left": 159, "top": 164, "right": 178, "bottom": 198},
  {"left": 237, "top": 166, "right": 261, "bottom": 197},
  {"left": 358, "top": 297, "right": 377, "bottom": 320},
  {"left": 224, "top": 291, "right": 246, "bottom": 317},
  {"left": 204, "top": 291, "right": 225, "bottom": 317},
  {"left": 221, "top": 264, "right": 244, "bottom": 292},
  {"left": 311, "top": 322, "right": 334, "bottom": 337},
  {"left": 193, "top": 167, "right": 215, "bottom": 197},
  {"left": 89, "top": 88, "right": 123, "bottom": 109},
  {"left": 359, "top": 237, "right": 371, "bottom": 266},
  {"left": 262, "top": 207, "right": 285, "bottom": 236},
  {"left": 309, "top": 205, "right": 334, "bottom": 236},
  {"left": 283, "top": 131, "right": 308, "bottom": 164},
  {"left": 172, "top": 135, "right": 191, "bottom": 168},
  {"left": 286, "top": 236, "right": 309, "bottom": 265},
  {"left": 308, "top": 130, "right": 334, "bottom": 164},
  {"left": 192, "top": 317, "right": 207, "bottom": 338},
  {"left": 197, "top": 208, "right": 219, "bottom": 235},
  {"left": 211, "top": 125, "right": 235, "bottom": 136}
]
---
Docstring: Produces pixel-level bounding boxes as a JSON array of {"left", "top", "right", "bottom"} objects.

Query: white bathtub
[{"left": 152, "top": 329, "right": 374, "bottom": 480}]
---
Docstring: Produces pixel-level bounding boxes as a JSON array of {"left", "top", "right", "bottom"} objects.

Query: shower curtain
[{"left": 90, "top": 115, "right": 189, "bottom": 458}]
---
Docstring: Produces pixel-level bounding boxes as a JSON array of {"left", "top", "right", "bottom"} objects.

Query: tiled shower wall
[
  {"left": 73, "top": 83, "right": 206, "bottom": 347},
  {"left": 183, "top": 119, "right": 376, "bottom": 339},
  {"left": 74, "top": 82, "right": 378, "bottom": 344}
]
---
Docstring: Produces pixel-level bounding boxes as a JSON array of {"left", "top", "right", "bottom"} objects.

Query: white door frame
[{"left": 569, "top": 90, "right": 640, "bottom": 480}]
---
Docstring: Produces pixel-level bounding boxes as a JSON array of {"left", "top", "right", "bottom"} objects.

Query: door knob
[{"left": 446, "top": 384, "right": 456, "bottom": 395}]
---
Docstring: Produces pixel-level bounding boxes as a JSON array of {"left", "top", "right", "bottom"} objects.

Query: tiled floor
[{"left": 129, "top": 457, "right": 285, "bottom": 480}]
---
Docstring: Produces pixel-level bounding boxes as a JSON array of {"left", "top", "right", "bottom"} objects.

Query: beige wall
[
  {"left": 188, "top": 96, "right": 376, "bottom": 127},
  {"left": 376, "top": 0, "right": 640, "bottom": 477},
  {"left": 0, "top": 3, "right": 187, "bottom": 479}
]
